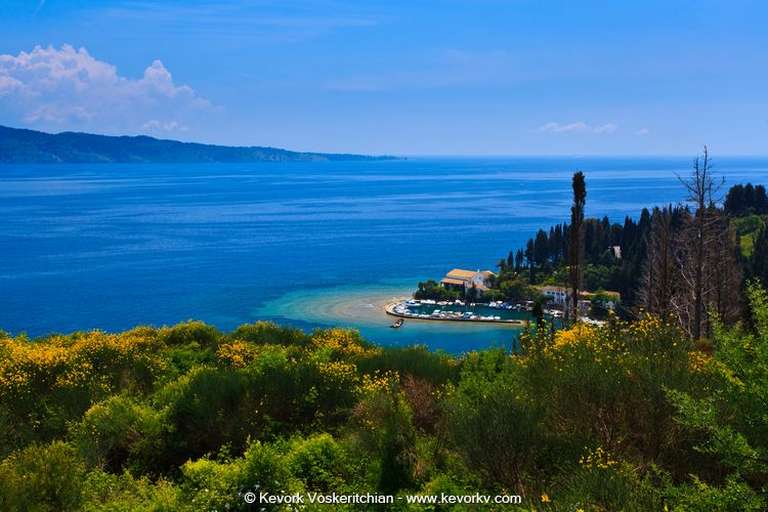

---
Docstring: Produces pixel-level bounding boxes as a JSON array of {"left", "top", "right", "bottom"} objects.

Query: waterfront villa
[
  {"left": 584, "top": 290, "right": 621, "bottom": 311},
  {"left": 441, "top": 268, "right": 496, "bottom": 293},
  {"left": 538, "top": 285, "right": 621, "bottom": 313},
  {"left": 539, "top": 285, "right": 568, "bottom": 306}
]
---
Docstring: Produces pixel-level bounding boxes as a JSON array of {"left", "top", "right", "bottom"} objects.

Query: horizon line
[{"left": 4, "top": 125, "right": 768, "bottom": 160}]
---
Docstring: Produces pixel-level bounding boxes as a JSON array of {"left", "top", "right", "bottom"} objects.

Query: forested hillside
[
  {"left": 499, "top": 178, "right": 768, "bottom": 329},
  {"left": 0, "top": 125, "right": 394, "bottom": 163}
]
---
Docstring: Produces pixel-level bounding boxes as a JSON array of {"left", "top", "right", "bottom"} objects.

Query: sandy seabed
[
  {"left": 255, "top": 280, "right": 522, "bottom": 352},
  {"left": 256, "top": 282, "right": 412, "bottom": 328}
]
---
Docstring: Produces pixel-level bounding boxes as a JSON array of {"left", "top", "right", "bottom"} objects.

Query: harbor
[
  {"left": 385, "top": 299, "right": 530, "bottom": 326},
  {"left": 255, "top": 281, "right": 528, "bottom": 352}
]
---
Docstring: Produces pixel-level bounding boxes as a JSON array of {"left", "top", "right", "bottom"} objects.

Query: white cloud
[
  {"left": 0, "top": 45, "right": 211, "bottom": 134},
  {"left": 142, "top": 119, "right": 188, "bottom": 133},
  {"left": 537, "top": 121, "right": 618, "bottom": 134},
  {"left": 635, "top": 128, "right": 650, "bottom": 135},
  {"left": 537, "top": 121, "right": 589, "bottom": 133},
  {"left": 0, "top": 75, "right": 23, "bottom": 95},
  {"left": 593, "top": 123, "right": 617, "bottom": 134}
]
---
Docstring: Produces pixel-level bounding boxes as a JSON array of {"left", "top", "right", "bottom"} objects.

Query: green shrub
[
  {"left": 80, "top": 470, "right": 180, "bottom": 512},
  {"left": 70, "top": 395, "right": 166, "bottom": 474},
  {"left": 446, "top": 351, "right": 546, "bottom": 491},
  {"left": 154, "top": 366, "right": 260, "bottom": 464},
  {"left": 353, "top": 388, "right": 417, "bottom": 493},
  {"left": 158, "top": 321, "right": 220, "bottom": 349},
  {"left": 240, "top": 441, "right": 301, "bottom": 506},
  {"left": 180, "top": 456, "right": 246, "bottom": 512},
  {"left": 285, "top": 434, "right": 352, "bottom": 492},
  {"left": 228, "top": 321, "right": 308, "bottom": 346},
  {"left": 0, "top": 441, "right": 85, "bottom": 512},
  {"left": 358, "top": 346, "right": 458, "bottom": 385},
  {"left": 667, "top": 283, "right": 768, "bottom": 480},
  {"left": 552, "top": 456, "right": 666, "bottom": 512},
  {"left": 666, "top": 475, "right": 764, "bottom": 512}
]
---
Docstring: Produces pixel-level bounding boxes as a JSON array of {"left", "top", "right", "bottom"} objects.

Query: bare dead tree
[
  {"left": 676, "top": 146, "right": 724, "bottom": 339},
  {"left": 668, "top": 207, "right": 693, "bottom": 336}
]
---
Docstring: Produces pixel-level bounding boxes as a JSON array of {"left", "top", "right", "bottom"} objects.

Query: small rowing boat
[{"left": 391, "top": 318, "right": 404, "bottom": 329}]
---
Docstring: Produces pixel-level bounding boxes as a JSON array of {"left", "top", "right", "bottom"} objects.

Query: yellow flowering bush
[
  {"left": 216, "top": 340, "right": 259, "bottom": 368},
  {"left": 0, "top": 330, "right": 166, "bottom": 451},
  {"left": 551, "top": 322, "right": 598, "bottom": 350},
  {"left": 317, "top": 360, "right": 359, "bottom": 387},
  {"left": 310, "top": 327, "right": 381, "bottom": 359},
  {"left": 523, "top": 314, "right": 697, "bottom": 461},
  {"left": 688, "top": 350, "right": 711, "bottom": 373},
  {"left": 579, "top": 446, "right": 618, "bottom": 470},
  {"left": 0, "top": 331, "right": 164, "bottom": 397},
  {"left": 357, "top": 370, "right": 399, "bottom": 396}
]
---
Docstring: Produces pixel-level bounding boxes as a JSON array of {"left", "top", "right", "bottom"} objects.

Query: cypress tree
[
  {"left": 568, "top": 171, "right": 587, "bottom": 321},
  {"left": 752, "top": 226, "right": 768, "bottom": 287}
]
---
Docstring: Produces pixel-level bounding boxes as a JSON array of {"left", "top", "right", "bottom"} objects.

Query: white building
[
  {"left": 539, "top": 285, "right": 568, "bottom": 306},
  {"left": 441, "top": 268, "right": 496, "bottom": 292},
  {"left": 538, "top": 285, "right": 621, "bottom": 312}
]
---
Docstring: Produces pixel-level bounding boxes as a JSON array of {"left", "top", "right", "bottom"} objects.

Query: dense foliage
[
  {"left": 498, "top": 182, "right": 768, "bottom": 316},
  {"left": 5, "top": 286, "right": 768, "bottom": 510},
  {"left": 497, "top": 210, "right": 659, "bottom": 309},
  {"left": 414, "top": 279, "right": 462, "bottom": 301},
  {"left": 723, "top": 183, "right": 768, "bottom": 216}
]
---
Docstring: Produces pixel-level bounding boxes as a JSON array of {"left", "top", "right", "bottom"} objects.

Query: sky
[{"left": 0, "top": 0, "right": 767, "bottom": 155}]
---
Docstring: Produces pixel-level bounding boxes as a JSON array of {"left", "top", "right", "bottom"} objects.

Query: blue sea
[{"left": 2, "top": 157, "right": 768, "bottom": 352}]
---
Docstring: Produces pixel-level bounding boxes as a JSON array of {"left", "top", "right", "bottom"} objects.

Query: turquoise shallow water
[
  {"left": 2, "top": 157, "right": 768, "bottom": 351},
  {"left": 255, "top": 280, "right": 521, "bottom": 353}
]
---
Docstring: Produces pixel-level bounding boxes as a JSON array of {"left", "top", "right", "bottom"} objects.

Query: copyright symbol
[{"left": 243, "top": 491, "right": 257, "bottom": 504}]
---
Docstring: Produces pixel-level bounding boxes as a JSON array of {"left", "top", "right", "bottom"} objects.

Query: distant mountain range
[{"left": 0, "top": 125, "right": 396, "bottom": 163}]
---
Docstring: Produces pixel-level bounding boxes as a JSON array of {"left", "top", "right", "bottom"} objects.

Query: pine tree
[
  {"left": 514, "top": 249, "right": 525, "bottom": 274},
  {"left": 534, "top": 229, "right": 549, "bottom": 268},
  {"left": 640, "top": 206, "right": 678, "bottom": 319}
]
